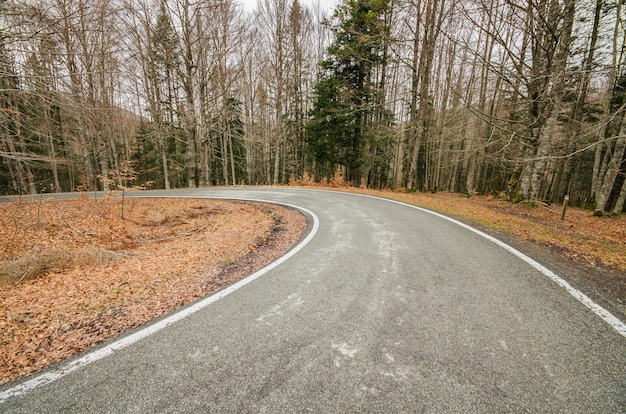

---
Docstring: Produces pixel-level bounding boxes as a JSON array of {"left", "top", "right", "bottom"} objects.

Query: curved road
[{"left": 1, "top": 188, "right": 624, "bottom": 412}]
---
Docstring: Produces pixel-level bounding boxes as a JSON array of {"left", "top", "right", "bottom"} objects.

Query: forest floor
[
  {"left": 0, "top": 196, "right": 307, "bottom": 385},
  {"left": 1, "top": 187, "right": 625, "bottom": 386}
]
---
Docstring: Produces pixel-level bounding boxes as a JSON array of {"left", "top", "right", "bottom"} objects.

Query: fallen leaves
[{"left": 0, "top": 196, "right": 307, "bottom": 385}]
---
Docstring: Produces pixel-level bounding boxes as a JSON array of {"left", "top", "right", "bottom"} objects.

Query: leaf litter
[{"left": 0, "top": 195, "right": 307, "bottom": 385}]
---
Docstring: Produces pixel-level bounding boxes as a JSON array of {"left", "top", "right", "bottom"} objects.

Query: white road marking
[
  {"left": 0, "top": 198, "right": 319, "bottom": 404},
  {"left": 350, "top": 191, "right": 626, "bottom": 338},
  {"left": 2, "top": 189, "right": 623, "bottom": 404}
]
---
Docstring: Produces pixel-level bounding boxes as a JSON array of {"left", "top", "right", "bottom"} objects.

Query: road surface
[{"left": 1, "top": 188, "right": 624, "bottom": 412}]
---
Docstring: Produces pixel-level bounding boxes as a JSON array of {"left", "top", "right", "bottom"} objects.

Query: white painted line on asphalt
[
  {"left": 0, "top": 199, "right": 319, "bottom": 404},
  {"left": 351, "top": 192, "right": 626, "bottom": 338}
]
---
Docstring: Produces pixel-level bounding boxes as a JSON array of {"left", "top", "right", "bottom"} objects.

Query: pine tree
[{"left": 305, "top": 0, "right": 390, "bottom": 184}]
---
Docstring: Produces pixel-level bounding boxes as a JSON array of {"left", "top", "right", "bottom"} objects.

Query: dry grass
[{"left": 0, "top": 248, "right": 123, "bottom": 285}]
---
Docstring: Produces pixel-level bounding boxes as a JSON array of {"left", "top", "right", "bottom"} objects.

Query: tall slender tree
[{"left": 306, "top": 0, "right": 391, "bottom": 183}]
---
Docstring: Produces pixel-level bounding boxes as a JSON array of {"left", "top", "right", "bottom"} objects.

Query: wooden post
[
  {"left": 121, "top": 189, "right": 125, "bottom": 220},
  {"left": 561, "top": 195, "right": 569, "bottom": 220}
]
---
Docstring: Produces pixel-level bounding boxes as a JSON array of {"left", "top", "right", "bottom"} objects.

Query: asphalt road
[{"left": 1, "top": 188, "right": 625, "bottom": 412}]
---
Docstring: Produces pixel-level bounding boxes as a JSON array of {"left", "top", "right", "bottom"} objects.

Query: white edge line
[
  {"left": 0, "top": 197, "right": 320, "bottom": 403},
  {"left": 346, "top": 191, "right": 626, "bottom": 339}
]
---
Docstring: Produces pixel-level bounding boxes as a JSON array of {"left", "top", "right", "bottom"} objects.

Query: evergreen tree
[{"left": 305, "top": 0, "right": 390, "bottom": 183}]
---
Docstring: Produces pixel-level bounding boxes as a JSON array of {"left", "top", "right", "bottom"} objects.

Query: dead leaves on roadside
[{"left": 0, "top": 197, "right": 306, "bottom": 385}]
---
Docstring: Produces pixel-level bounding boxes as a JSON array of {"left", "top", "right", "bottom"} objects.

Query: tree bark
[
  {"left": 612, "top": 174, "right": 626, "bottom": 215},
  {"left": 595, "top": 133, "right": 626, "bottom": 214}
]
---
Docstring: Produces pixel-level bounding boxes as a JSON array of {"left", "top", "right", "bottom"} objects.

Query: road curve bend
[{"left": 1, "top": 188, "right": 624, "bottom": 413}]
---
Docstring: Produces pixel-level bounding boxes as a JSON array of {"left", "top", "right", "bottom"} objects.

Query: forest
[{"left": 1, "top": 0, "right": 625, "bottom": 215}]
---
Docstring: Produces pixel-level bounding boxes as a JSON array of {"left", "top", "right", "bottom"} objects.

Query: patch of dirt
[{"left": 0, "top": 196, "right": 307, "bottom": 386}]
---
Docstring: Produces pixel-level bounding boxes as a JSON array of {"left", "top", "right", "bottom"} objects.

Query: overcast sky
[{"left": 239, "top": 0, "right": 339, "bottom": 15}]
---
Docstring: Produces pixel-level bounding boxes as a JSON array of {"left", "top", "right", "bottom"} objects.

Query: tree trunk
[
  {"left": 405, "top": 0, "right": 423, "bottom": 190},
  {"left": 161, "top": 135, "right": 171, "bottom": 190},
  {"left": 222, "top": 133, "right": 229, "bottom": 185},
  {"left": 2, "top": 133, "right": 28, "bottom": 194},
  {"left": 528, "top": 112, "right": 557, "bottom": 202},
  {"left": 591, "top": 134, "right": 606, "bottom": 199},
  {"left": 229, "top": 135, "right": 236, "bottom": 185},
  {"left": 612, "top": 174, "right": 626, "bottom": 215},
  {"left": 595, "top": 134, "right": 626, "bottom": 214},
  {"left": 15, "top": 121, "right": 37, "bottom": 194},
  {"left": 273, "top": 139, "right": 281, "bottom": 185},
  {"left": 44, "top": 106, "right": 62, "bottom": 192},
  {"left": 185, "top": 102, "right": 197, "bottom": 188}
]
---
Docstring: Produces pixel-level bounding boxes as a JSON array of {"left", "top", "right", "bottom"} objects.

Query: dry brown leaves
[{"left": 0, "top": 195, "right": 306, "bottom": 385}]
